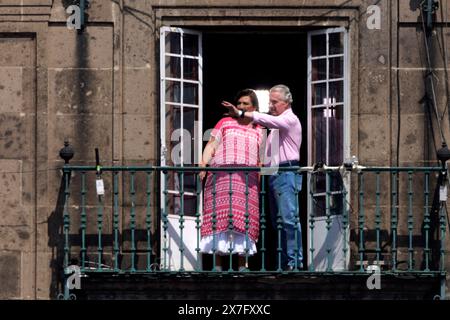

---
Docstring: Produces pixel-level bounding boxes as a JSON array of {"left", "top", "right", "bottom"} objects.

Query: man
[{"left": 222, "top": 84, "right": 303, "bottom": 271}]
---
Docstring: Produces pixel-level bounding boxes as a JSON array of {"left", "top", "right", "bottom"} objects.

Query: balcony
[{"left": 57, "top": 164, "right": 448, "bottom": 300}]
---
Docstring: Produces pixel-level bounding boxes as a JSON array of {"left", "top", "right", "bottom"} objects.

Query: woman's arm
[
  {"left": 199, "top": 137, "right": 217, "bottom": 180},
  {"left": 201, "top": 137, "right": 217, "bottom": 166}
]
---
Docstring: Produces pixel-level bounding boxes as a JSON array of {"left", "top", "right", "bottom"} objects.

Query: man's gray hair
[{"left": 270, "top": 84, "right": 293, "bottom": 105}]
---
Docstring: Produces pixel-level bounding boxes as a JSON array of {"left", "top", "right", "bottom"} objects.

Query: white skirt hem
[{"left": 199, "top": 231, "right": 257, "bottom": 256}]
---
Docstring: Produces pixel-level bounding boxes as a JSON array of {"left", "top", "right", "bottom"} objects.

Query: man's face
[{"left": 269, "top": 90, "right": 289, "bottom": 116}]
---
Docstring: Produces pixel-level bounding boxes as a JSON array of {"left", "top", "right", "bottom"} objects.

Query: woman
[{"left": 199, "top": 89, "right": 263, "bottom": 271}]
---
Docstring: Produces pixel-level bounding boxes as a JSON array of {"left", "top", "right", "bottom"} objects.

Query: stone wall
[{"left": 0, "top": 0, "right": 449, "bottom": 299}]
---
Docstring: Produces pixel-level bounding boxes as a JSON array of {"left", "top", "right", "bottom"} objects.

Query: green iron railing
[{"left": 60, "top": 165, "right": 448, "bottom": 296}]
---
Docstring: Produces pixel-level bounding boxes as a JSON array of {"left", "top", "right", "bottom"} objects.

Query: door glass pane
[
  {"left": 312, "top": 173, "right": 326, "bottom": 194},
  {"left": 183, "top": 82, "right": 198, "bottom": 105},
  {"left": 312, "top": 58, "right": 326, "bottom": 81},
  {"left": 183, "top": 173, "right": 198, "bottom": 195},
  {"left": 183, "top": 58, "right": 198, "bottom": 81},
  {"left": 312, "top": 83, "right": 327, "bottom": 106},
  {"left": 329, "top": 172, "right": 344, "bottom": 193},
  {"left": 328, "top": 106, "right": 343, "bottom": 166},
  {"left": 329, "top": 32, "right": 344, "bottom": 55},
  {"left": 165, "top": 80, "right": 181, "bottom": 103},
  {"left": 184, "top": 107, "right": 198, "bottom": 165},
  {"left": 184, "top": 194, "right": 198, "bottom": 217},
  {"left": 165, "top": 105, "right": 181, "bottom": 166},
  {"left": 165, "top": 32, "right": 181, "bottom": 54},
  {"left": 165, "top": 56, "right": 181, "bottom": 78},
  {"left": 168, "top": 193, "right": 197, "bottom": 217},
  {"left": 183, "top": 34, "right": 199, "bottom": 56},
  {"left": 311, "top": 176, "right": 344, "bottom": 217},
  {"left": 311, "top": 34, "right": 326, "bottom": 57},
  {"left": 312, "top": 194, "right": 325, "bottom": 217},
  {"left": 330, "top": 192, "right": 343, "bottom": 215},
  {"left": 329, "top": 81, "right": 344, "bottom": 103},
  {"left": 329, "top": 56, "right": 344, "bottom": 79},
  {"left": 312, "top": 108, "right": 327, "bottom": 164}
]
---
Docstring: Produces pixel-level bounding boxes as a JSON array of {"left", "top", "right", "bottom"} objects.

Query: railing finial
[
  {"left": 437, "top": 142, "right": 450, "bottom": 169},
  {"left": 59, "top": 140, "right": 74, "bottom": 164}
]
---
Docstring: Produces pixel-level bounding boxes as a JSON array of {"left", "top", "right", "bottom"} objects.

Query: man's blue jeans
[{"left": 268, "top": 171, "right": 303, "bottom": 269}]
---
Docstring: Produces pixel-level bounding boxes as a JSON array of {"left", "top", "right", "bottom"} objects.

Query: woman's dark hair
[{"left": 235, "top": 89, "right": 259, "bottom": 111}]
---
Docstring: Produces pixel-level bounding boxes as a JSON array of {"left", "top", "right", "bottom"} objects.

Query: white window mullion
[
  {"left": 197, "top": 33, "right": 203, "bottom": 167},
  {"left": 160, "top": 27, "right": 168, "bottom": 167},
  {"left": 307, "top": 32, "right": 312, "bottom": 167},
  {"left": 180, "top": 31, "right": 184, "bottom": 168},
  {"left": 325, "top": 32, "right": 330, "bottom": 165}
]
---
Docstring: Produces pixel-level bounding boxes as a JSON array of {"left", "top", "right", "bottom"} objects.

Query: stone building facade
[{"left": 0, "top": 0, "right": 449, "bottom": 299}]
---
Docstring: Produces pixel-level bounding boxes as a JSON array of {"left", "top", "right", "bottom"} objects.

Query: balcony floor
[{"left": 70, "top": 272, "right": 444, "bottom": 300}]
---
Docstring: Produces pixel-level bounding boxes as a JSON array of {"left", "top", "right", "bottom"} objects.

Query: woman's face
[{"left": 236, "top": 95, "right": 256, "bottom": 112}]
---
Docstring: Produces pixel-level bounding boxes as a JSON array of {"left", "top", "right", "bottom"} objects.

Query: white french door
[
  {"left": 307, "top": 27, "right": 350, "bottom": 271},
  {"left": 159, "top": 27, "right": 203, "bottom": 271}
]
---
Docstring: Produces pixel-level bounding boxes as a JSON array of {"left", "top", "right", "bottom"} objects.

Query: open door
[
  {"left": 307, "top": 27, "right": 350, "bottom": 271},
  {"left": 160, "top": 27, "right": 203, "bottom": 271}
]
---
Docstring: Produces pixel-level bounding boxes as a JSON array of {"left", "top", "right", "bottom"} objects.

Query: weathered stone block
[
  {"left": 48, "top": 25, "right": 113, "bottom": 69},
  {"left": 0, "top": 67, "right": 35, "bottom": 114},
  {"left": 36, "top": 207, "right": 52, "bottom": 252},
  {"left": 124, "top": 68, "right": 153, "bottom": 115},
  {"left": 0, "top": 226, "right": 32, "bottom": 251},
  {"left": 0, "top": 0, "right": 51, "bottom": 4},
  {"left": 359, "top": 67, "right": 389, "bottom": 115},
  {"left": 398, "top": 70, "right": 426, "bottom": 115},
  {"left": 358, "top": 114, "right": 390, "bottom": 164},
  {"left": 113, "top": 114, "right": 122, "bottom": 161},
  {"left": 0, "top": 37, "right": 34, "bottom": 67},
  {"left": 53, "top": 0, "right": 114, "bottom": 21},
  {"left": 48, "top": 69, "right": 113, "bottom": 115},
  {"left": 0, "top": 252, "right": 20, "bottom": 299},
  {"left": 124, "top": 12, "right": 152, "bottom": 67},
  {"left": 398, "top": 114, "right": 425, "bottom": 164},
  {"left": 49, "top": 0, "right": 66, "bottom": 21},
  {"left": 0, "top": 206, "right": 33, "bottom": 228},
  {"left": 22, "top": 0, "right": 52, "bottom": 5},
  {"left": 0, "top": 67, "right": 25, "bottom": 113},
  {"left": 123, "top": 115, "right": 154, "bottom": 160},
  {"left": 87, "top": 0, "right": 114, "bottom": 22},
  {"left": 34, "top": 251, "right": 55, "bottom": 299},
  {"left": 0, "top": 114, "right": 33, "bottom": 159},
  {"left": 0, "top": 36, "right": 34, "bottom": 67},
  {"left": 0, "top": 159, "right": 21, "bottom": 204},
  {"left": 48, "top": 114, "right": 113, "bottom": 161},
  {"left": 358, "top": 0, "right": 390, "bottom": 67},
  {"left": 399, "top": 26, "right": 426, "bottom": 68},
  {"left": 20, "top": 250, "right": 36, "bottom": 299}
]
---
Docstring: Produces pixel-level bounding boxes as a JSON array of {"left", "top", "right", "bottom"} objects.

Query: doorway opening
[
  {"left": 159, "top": 26, "right": 349, "bottom": 271},
  {"left": 202, "top": 30, "right": 308, "bottom": 270}
]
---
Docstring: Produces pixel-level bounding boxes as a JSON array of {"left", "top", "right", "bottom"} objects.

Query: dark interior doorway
[{"left": 201, "top": 31, "right": 308, "bottom": 270}]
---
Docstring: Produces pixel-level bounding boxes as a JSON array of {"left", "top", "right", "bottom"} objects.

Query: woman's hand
[
  {"left": 221, "top": 101, "right": 239, "bottom": 118},
  {"left": 199, "top": 162, "right": 207, "bottom": 181}
]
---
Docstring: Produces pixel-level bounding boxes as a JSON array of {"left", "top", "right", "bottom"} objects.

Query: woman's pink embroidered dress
[{"left": 200, "top": 117, "right": 263, "bottom": 255}]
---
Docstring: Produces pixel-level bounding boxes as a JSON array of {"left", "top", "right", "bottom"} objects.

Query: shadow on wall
[
  {"left": 48, "top": 0, "right": 91, "bottom": 298},
  {"left": 48, "top": 173, "right": 67, "bottom": 299}
]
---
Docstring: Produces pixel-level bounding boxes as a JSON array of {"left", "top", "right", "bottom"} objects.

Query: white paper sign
[
  {"left": 96, "top": 179, "right": 105, "bottom": 196},
  {"left": 439, "top": 185, "right": 447, "bottom": 202}
]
